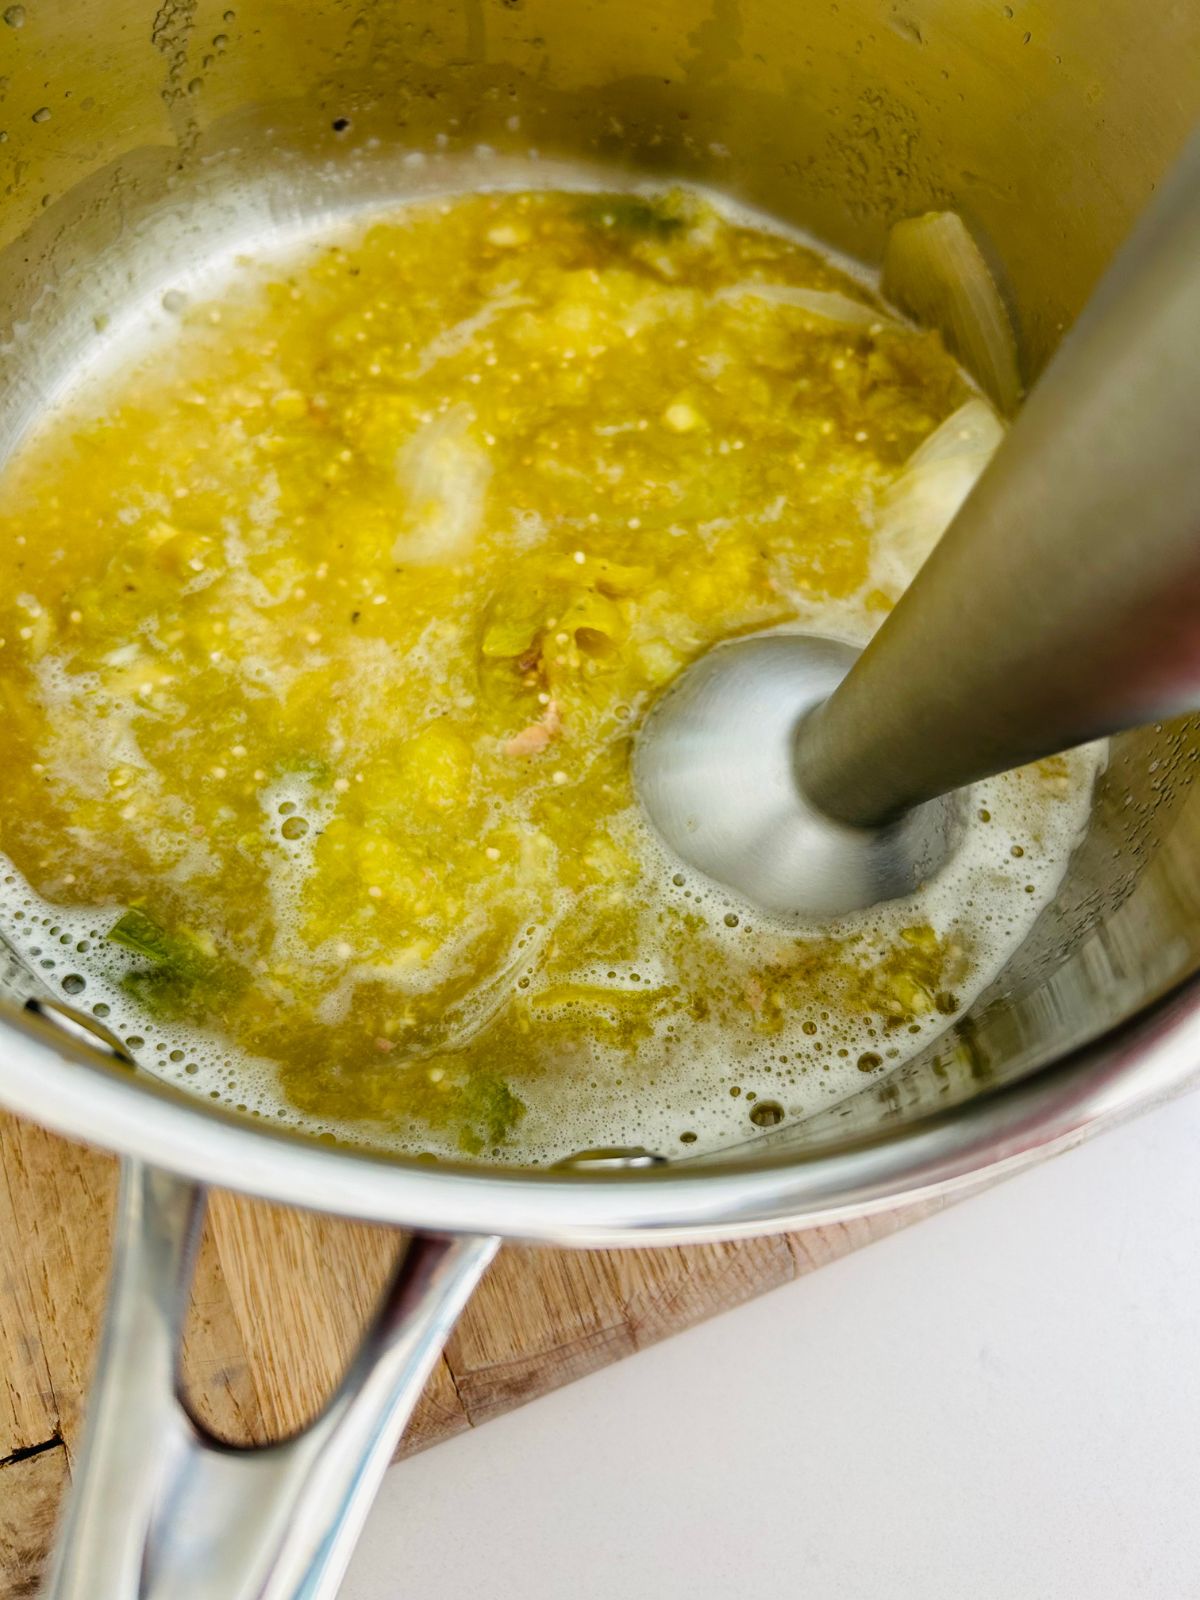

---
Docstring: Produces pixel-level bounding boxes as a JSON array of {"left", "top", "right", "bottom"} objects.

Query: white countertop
[{"left": 344, "top": 1091, "right": 1200, "bottom": 1600}]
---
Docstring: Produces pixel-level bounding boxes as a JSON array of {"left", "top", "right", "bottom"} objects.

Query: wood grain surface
[{"left": 0, "top": 1106, "right": 952, "bottom": 1597}]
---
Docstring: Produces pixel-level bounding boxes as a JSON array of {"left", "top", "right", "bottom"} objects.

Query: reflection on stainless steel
[
  {"left": 23, "top": 996, "right": 134, "bottom": 1065},
  {"left": 45, "top": 1161, "right": 496, "bottom": 1600},
  {"left": 634, "top": 632, "right": 962, "bottom": 916},
  {"left": 0, "top": 2, "right": 1198, "bottom": 1597},
  {"left": 554, "top": 1148, "right": 672, "bottom": 1170}
]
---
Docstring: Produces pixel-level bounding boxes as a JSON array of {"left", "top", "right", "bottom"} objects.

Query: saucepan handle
[{"left": 45, "top": 1158, "right": 497, "bottom": 1600}]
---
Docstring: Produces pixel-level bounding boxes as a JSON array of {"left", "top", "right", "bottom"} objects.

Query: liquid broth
[{"left": 0, "top": 184, "right": 1100, "bottom": 1161}]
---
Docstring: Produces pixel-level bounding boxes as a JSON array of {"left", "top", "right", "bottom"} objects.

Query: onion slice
[
  {"left": 882, "top": 211, "right": 1022, "bottom": 414},
  {"left": 872, "top": 398, "right": 1005, "bottom": 598},
  {"left": 715, "top": 281, "right": 900, "bottom": 329}
]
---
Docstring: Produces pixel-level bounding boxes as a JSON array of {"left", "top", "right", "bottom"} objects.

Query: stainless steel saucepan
[{"left": 1, "top": 3, "right": 1198, "bottom": 1597}]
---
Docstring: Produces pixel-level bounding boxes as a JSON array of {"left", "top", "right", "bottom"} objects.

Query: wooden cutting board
[{"left": 0, "top": 1106, "right": 964, "bottom": 1598}]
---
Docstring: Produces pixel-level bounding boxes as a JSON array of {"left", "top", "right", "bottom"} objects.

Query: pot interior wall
[{"left": 1, "top": 0, "right": 1198, "bottom": 1164}]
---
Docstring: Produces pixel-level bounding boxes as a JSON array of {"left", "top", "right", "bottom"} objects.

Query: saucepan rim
[{"left": 0, "top": 970, "right": 1197, "bottom": 1245}]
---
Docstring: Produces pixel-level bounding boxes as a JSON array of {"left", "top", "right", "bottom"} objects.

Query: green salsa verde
[{"left": 0, "top": 186, "right": 1096, "bottom": 1159}]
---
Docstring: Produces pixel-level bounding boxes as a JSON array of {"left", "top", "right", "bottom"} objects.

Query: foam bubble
[
  {"left": 0, "top": 869, "right": 305, "bottom": 1128},
  {"left": 0, "top": 724, "right": 1098, "bottom": 1166},
  {"left": 493, "top": 741, "right": 1102, "bottom": 1163}
]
